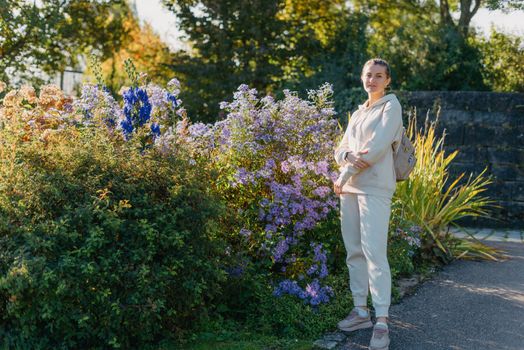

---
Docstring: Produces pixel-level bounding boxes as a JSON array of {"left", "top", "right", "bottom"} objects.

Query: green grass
[{"left": 183, "top": 332, "right": 313, "bottom": 350}]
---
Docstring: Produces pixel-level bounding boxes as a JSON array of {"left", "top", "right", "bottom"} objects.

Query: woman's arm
[
  {"left": 335, "top": 101, "right": 402, "bottom": 186},
  {"left": 334, "top": 125, "right": 351, "bottom": 166}
]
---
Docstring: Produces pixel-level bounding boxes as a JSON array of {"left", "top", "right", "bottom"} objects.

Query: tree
[
  {"left": 86, "top": 12, "right": 177, "bottom": 91},
  {"left": 437, "top": 0, "right": 523, "bottom": 37},
  {"left": 475, "top": 28, "right": 524, "bottom": 92},
  {"left": 350, "top": 0, "right": 488, "bottom": 91},
  {"left": 161, "top": 0, "right": 349, "bottom": 122},
  {"left": 286, "top": 11, "right": 369, "bottom": 120},
  {"left": 160, "top": 0, "right": 291, "bottom": 121},
  {"left": 0, "top": 0, "right": 130, "bottom": 86}
]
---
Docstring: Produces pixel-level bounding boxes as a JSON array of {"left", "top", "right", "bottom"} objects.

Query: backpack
[{"left": 393, "top": 127, "right": 416, "bottom": 182}]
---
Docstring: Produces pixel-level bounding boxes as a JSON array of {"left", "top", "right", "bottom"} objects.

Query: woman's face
[{"left": 361, "top": 64, "right": 391, "bottom": 95}]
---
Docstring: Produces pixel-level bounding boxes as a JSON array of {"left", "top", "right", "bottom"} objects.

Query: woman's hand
[
  {"left": 334, "top": 150, "right": 371, "bottom": 195},
  {"left": 345, "top": 150, "right": 370, "bottom": 170},
  {"left": 333, "top": 177, "right": 343, "bottom": 195}
]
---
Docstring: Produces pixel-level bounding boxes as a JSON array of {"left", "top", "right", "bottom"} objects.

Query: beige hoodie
[{"left": 334, "top": 93, "right": 403, "bottom": 198}]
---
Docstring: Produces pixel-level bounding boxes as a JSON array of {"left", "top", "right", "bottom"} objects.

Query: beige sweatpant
[{"left": 340, "top": 193, "right": 392, "bottom": 318}]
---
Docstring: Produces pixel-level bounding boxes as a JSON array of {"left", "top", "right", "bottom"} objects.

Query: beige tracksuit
[{"left": 334, "top": 93, "right": 403, "bottom": 318}]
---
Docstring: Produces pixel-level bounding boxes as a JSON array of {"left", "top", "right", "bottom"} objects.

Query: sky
[{"left": 134, "top": 0, "right": 524, "bottom": 51}]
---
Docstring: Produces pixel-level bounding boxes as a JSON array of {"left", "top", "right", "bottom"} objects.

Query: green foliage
[
  {"left": 243, "top": 273, "right": 354, "bottom": 339},
  {"left": 285, "top": 12, "right": 369, "bottom": 120},
  {"left": 474, "top": 27, "right": 524, "bottom": 92},
  {"left": 0, "top": 0, "right": 130, "bottom": 86},
  {"left": 387, "top": 205, "right": 422, "bottom": 279},
  {"left": 88, "top": 15, "right": 178, "bottom": 93},
  {"left": 484, "top": 0, "right": 524, "bottom": 11},
  {"left": 352, "top": 0, "right": 487, "bottom": 91},
  {"left": 0, "top": 123, "right": 227, "bottom": 348},
  {"left": 393, "top": 114, "right": 497, "bottom": 262},
  {"left": 417, "top": 26, "right": 486, "bottom": 91},
  {"left": 162, "top": 0, "right": 349, "bottom": 122},
  {"left": 186, "top": 329, "right": 312, "bottom": 350},
  {"left": 162, "top": 0, "right": 290, "bottom": 122}
]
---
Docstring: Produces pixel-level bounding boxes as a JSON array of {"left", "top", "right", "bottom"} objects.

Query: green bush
[
  {"left": 243, "top": 273, "right": 355, "bottom": 339},
  {"left": 0, "top": 125, "right": 227, "bottom": 349}
]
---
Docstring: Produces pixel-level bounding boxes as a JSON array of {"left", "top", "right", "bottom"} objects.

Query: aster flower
[
  {"left": 75, "top": 84, "right": 121, "bottom": 128},
  {"left": 172, "top": 82, "right": 340, "bottom": 305}
]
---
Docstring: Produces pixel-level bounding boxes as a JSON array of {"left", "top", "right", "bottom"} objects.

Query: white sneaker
[
  {"left": 369, "top": 322, "right": 390, "bottom": 350},
  {"left": 337, "top": 308, "right": 373, "bottom": 332}
]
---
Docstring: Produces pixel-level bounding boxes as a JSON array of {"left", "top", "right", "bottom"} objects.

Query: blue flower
[
  {"left": 139, "top": 102, "right": 152, "bottom": 125},
  {"left": 120, "top": 86, "right": 155, "bottom": 138},
  {"left": 123, "top": 88, "right": 138, "bottom": 106},
  {"left": 166, "top": 92, "right": 178, "bottom": 108},
  {"left": 106, "top": 117, "right": 116, "bottom": 128},
  {"left": 136, "top": 87, "right": 148, "bottom": 102},
  {"left": 120, "top": 118, "right": 133, "bottom": 138},
  {"left": 151, "top": 123, "right": 161, "bottom": 137}
]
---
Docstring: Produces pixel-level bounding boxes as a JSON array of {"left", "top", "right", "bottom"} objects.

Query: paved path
[{"left": 339, "top": 232, "right": 524, "bottom": 350}]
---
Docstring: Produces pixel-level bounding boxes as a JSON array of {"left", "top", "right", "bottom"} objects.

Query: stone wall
[{"left": 400, "top": 91, "right": 524, "bottom": 228}]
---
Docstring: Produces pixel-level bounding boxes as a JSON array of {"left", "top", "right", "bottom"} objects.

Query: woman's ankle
[{"left": 376, "top": 316, "right": 388, "bottom": 324}]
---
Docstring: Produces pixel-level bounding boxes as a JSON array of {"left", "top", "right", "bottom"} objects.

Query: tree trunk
[
  {"left": 439, "top": 0, "right": 456, "bottom": 27},
  {"left": 439, "top": 0, "right": 481, "bottom": 37},
  {"left": 458, "top": 0, "right": 481, "bottom": 37}
]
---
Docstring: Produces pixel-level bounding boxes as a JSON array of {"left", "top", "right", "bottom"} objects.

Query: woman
[{"left": 333, "top": 58, "right": 403, "bottom": 350}]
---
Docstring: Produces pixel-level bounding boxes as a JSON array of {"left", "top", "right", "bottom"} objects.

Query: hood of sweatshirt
[{"left": 358, "top": 93, "right": 398, "bottom": 111}]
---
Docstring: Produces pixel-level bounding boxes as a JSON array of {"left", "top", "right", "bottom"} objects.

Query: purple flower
[
  {"left": 307, "top": 264, "right": 318, "bottom": 275},
  {"left": 167, "top": 78, "right": 180, "bottom": 89},
  {"left": 303, "top": 279, "right": 334, "bottom": 305},
  {"left": 273, "top": 279, "right": 306, "bottom": 299},
  {"left": 234, "top": 167, "right": 255, "bottom": 186},
  {"left": 188, "top": 123, "right": 210, "bottom": 138},
  {"left": 313, "top": 186, "right": 331, "bottom": 198},
  {"left": 240, "top": 228, "right": 252, "bottom": 238},
  {"left": 272, "top": 238, "right": 291, "bottom": 262},
  {"left": 75, "top": 84, "right": 121, "bottom": 128},
  {"left": 274, "top": 278, "right": 333, "bottom": 305},
  {"left": 280, "top": 161, "right": 290, "bottom": 174},
  {"left": 314, "top": 161, "right": 329, "bottom": 176},
  {"left": 265, "top": 224, "right": 276, "bottom": 234},
  {"left": 171, "top": 82, "right": 341, "bottom": 306}
]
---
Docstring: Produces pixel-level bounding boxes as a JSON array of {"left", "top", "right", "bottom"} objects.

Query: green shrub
[
  {"left": 243, "top": 272, "right": 354, "bottom": 339},
  {"left": 0, "top": 124, "right": 227, "bottom": 349}
]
